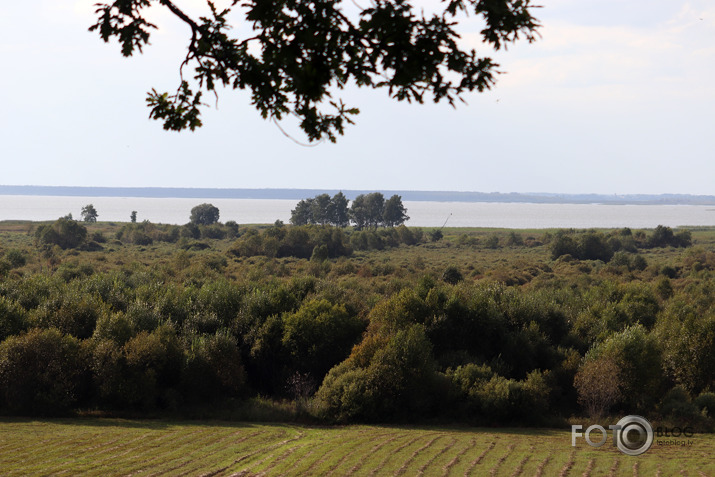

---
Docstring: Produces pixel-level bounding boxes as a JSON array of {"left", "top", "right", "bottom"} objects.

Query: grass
[{"left": 0, "top": 418, "right": 713, "bottom": 476}]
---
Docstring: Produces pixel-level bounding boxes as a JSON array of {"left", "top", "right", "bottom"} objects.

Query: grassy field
[{"left": 0, "top": 419, "right": 712, "bottom": 476}]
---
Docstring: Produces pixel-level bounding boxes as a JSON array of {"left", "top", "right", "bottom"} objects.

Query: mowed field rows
[{"left": 0, "top": 419, "right": 712, "bottom": 476}]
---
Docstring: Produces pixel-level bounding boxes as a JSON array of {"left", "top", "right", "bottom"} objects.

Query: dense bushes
[
  {"left": 35, "top": 218, "right": 87, "bottom": 249},
  {"left": 551, "top": 226, "right": 692, "bottom": 263},
  {"left": 316, "top": 325, "right": 438, "bottom": 422},
  {"left": 228, "top": 225, "right": 423, "bottom": 259},
  {"left": 0, "top": 222, "right": 714, "bottom": 430},
  {"left": 0, "top": 328, "right": 88, "bottom": 414},
  {"left": 449, "top": 364, "right": 551, "bottom": 424}
]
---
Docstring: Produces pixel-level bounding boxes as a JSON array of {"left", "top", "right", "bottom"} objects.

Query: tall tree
[
  {"left": 350, "top": 192, "right": 384, "bottom": 229},
  {"left": 311, "top": 194, "right": 332, "bottom": 225},
  {"left": 328, "top": 192, "right": 350, "bottom": 228},
  {"left": 190, "top": 203, "right": 220, "bottom": 225},
  {"left": 383, "top": 195, "right": 409, "bottom": 227},
  {"left": 90, "top": 0, "right": 540, "bottom": 142},
  {"left": 290, "top": 199, "right": 313, "bottom": 226},
  {"left": 364, "top": 192, "right": 385, "bottom": 228},
  {"left": 81, "top": 204, "right": 98, "bottom": 223},
  {"left": 349, "top": 194, "right": 369, "bottom": 230}
]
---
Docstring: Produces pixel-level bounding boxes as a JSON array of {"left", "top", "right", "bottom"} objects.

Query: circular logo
[{"left": 615, "top": 415, "right": 653, "bottom": 456}]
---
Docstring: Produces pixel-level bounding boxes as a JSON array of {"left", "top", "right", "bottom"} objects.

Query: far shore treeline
[
  {"left": 0, "top": 197, "right": 713, "bottom": 431},
  {"left": 3, "top": 185, "right": 715, "bottom": 205}
]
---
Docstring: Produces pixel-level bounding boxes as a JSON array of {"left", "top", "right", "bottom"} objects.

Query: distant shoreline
[{"left": 1, "top": 185, "right": 714, "bottom": 205}]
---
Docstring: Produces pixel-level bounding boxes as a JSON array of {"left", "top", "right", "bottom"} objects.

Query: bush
[
  {"left": 586, "top": 325, "right": 663, "bottom": 411},
  {"left": 648, "top": 225, "right": 692, "bottom": 248},
  {"left": 182, "top": 333, "right": 246, "bottom": 402},
  {"left": 200, "top": 224, "right": 226, "bottom": 239},
  {"left": 660, "top": 387, "right": 699, "bottom": 420},
  {"left": 30, "top": 288, "right": 106, "bottom": 339},
  {"left": 449, "top": 364, "right": 551, "bottom": 423},
  {"left": 441, "top": 266, "right": 464, "bottom": 285},
  {"left": 310, "top": 244, "right": 329, "bottom": 262},
  {"left": 281, "top": 299, "right": 365, "bottom": 381},
  {"left": 429, "top": 229, "right": 443, "bottom": 242},
  {"left": 35, "top": 218, "right": 87, "bottom": 249},
  {"left": 574, "top": 356, "right": 623, "bottom": 418},
  {"left": 0, "top": 328, "right": 87, "bottom": 414},
  {"left": 4, "top": 249, "right": 26, "bottom": 268},
  {"left": 484, "top": 235, "right": 500, "bottom": 249},
  {"left": 0, "top": 296, "right": 28, "bottom": 342},
  {"left": 694, "top": 392, "right": 715, "bottom": 418},
  {"left": 506, "top": 232, "right": 523, "bottom": 246},
  {"left": 551, "top": 230, "right": 612, "bottom": 261},
  {"left": 316, "top": 324, "right": 437, "bottom": 422},
  {"left": 120, "top": 326, "right": 183, "bottom": 409}
]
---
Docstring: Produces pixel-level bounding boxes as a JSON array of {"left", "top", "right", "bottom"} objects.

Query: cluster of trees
[
  {"left": 290, "top": 193, "right": 350, "bottom": 227},
  {"left": 551, "top": 226, "right": 692, "bottom": 262},
  {"left": 291, "top": 192, "right": 409, "bottom": 229}
]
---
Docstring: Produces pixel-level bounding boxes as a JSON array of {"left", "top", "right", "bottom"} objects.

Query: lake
[{"left": 0, "top": 195, "right": 714, "bottom": 229}]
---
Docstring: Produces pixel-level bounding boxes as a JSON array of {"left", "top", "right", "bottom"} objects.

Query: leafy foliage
[
  {"left": 190, "top": 203, "right": 220, "bottom": 225},
  {"left": 290, "top": 192, "right": 350, "bottom": 226},
  {"left": 0, "top": 329, "right": 87, "bottom": 414},
  {"left": 90, "top": 0, "right": 540, "bottom": 141},
  {"left": 35, "top": 218, "right": 88, "bottom": 249},
  {"left": 81, "top": 204, "right": 99, "bottom": 223},
  {"left": 1, "top": 222, "right": 715, "bottom": 429}
]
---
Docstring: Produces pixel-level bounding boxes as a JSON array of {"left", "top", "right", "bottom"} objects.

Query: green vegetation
[
  {"left": 190, "top": 203, "right": 220, "bottom": 225},
  {"left": 81, "top": 204, "right": 99, "bottom": 223},
  {"left": 0, "top": 418, "right": 712, "bottom": 475},
  {"left": 0, "top": 218, "right": 714, "bottom": 432},
  {"left": 291, "top": 192, "right": 408, "bottom": 229}
]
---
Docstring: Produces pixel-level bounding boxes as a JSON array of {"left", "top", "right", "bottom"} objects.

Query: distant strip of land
[{"left": 2, "top": 185, "right": 715, "bottom": 205}]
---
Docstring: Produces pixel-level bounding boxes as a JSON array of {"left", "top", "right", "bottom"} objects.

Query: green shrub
[
  {"left": 694, "top": 392, "right": 715, "bottom": 418},
  {"left": 586, "top": 325, "right": 663, "bottom": 411},
  {"left": 0, "top": 328, "right": 87, "bottom": 414},
  {"left": 449, "top": 364, "right": 551, "bottom": 423},
  {"left": 550, "top": 233, "right": 577, "bottom": 260},
  {"left": 121, "top": 325, "right": 183, "bottom": 409},
  {"left": 429, "top": 229, "right": 443, "bottom": 242},
  {"left": 30, "top": 288, "right": 106, "bottom": 339},
  {"left": 660, "top": 387, "right": 699, "bottom": 420},
  {"left": 4, "top": 249, "right": 27, "bottom": 268},
  {"left": 317, "top": 324, "right": 437, "bottom": 422},
  {"left": 281, "top": 299, "right": 365, "bottom": 381},
  {"left": 200, "top": 224, "right": 226, "bottom": 239},
  {"left": 0, "top": 296, "right": 29, "bottom": 342},
  {"left": 93, "top": 312, "right": 134, "bottom": 345},
  {"left": 310, "top": 244, "right": 329, "bottom": 262},
  {"left": 441, "top": 266, "right": 464, "bottom": 285},
  {"left": 182, "top": 333, "right": 246, "bottom": 402},
  {"left": 35, "top": 218, "right": 87, "bottom": 249},
  {"left": 484, "top": 235, "right": 500, "bottom": 249},
  {"left": 647, "top": 225, "right": 692, "bottom": 248}
]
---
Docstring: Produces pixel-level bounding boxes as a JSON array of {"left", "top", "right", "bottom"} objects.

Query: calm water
[{"left": 1, "top": 195, "right": 714, "bottom": 229}]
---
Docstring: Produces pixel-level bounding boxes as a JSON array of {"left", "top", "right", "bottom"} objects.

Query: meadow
[{"left": 0, "top": 418, "right": 713, "bottom": 476}]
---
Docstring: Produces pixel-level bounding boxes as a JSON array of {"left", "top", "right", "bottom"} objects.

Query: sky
[{"left": 1, "top": 0, "right": 713, "bottom": 195}]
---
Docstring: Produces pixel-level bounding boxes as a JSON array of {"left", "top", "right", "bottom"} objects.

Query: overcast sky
[{"left": 1, "top": 1, "right": 713, "bottom": 194}]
